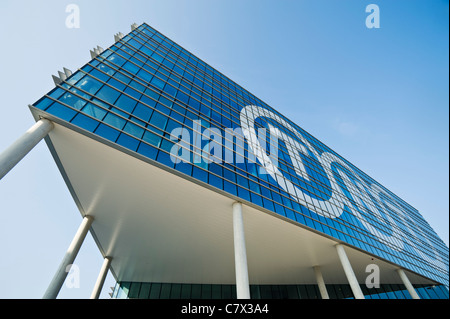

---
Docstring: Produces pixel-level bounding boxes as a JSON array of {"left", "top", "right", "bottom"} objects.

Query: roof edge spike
[
  {"left": 52, "top": 75, "right": 62, "bottom": 85},
  {"left": 114, "top": 32, "right": 124, "bottom": 42},
  {"left": 63, "top": 67, "right": 72, "bottom": 77},
  {"left": 58, "top": 71, "right": 67, "bottom": 81}
]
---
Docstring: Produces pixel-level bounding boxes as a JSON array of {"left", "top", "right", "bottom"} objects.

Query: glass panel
[
  {"left": 180, "top": 284, "right": 191, "bottom": 298},
  {"left": 34, "top": 97, "right": 54, "bottom": 110},
  {"left": 71, "top": 113, "right": 99, "bottom": 132},
  {"left": 139, "top": 283, "right": 151, "bottom": 299},
  {"left": 103, "top": 112, "right": 126, "bottom": 130},
  {"left": 94, "top": 123, "right": 120, "bottom": 142},
  {"left": 46, "top": 102, "right": 77, "bottom": 122},
  {"left": 81, "top": 103, "right": 107, "bottom": 120},
  {"left": 116, "top": 133, "right": 140, "bottom": 151},
  {"left": 115, "top": 94, "right": 138, "bottom": 113},
  {"left": 159, "top": 283, "right": 171, "bottom": 299},
  {"left": 201, "top": 284, "right": 211, "bottom": 299},
  {"left": 211, "top": 285, "right": 222, "bottom": 299},
  {"left": 48, "top": 87, "right": 65, "bottom": 99},
  {"left": 260, "top": 285, "right": 272, "bottom": 299},
  {"left": 66, "top": 71, "right": 85, "bottom": 85},
  {"left": 128, "top": 282, "right": 141, "bottom": 299},
  {"left": 191, "top": 284, "right": 201, "bottom": 298},
  {"left": 133, "top": 103, "right": 153, "bottom": 122},
  {"left": 137, "top": 141, "right": 158, "bottom": 160},
  {"left": 58, "top": 92, "right": 87, "bottom": 110},
  {"left": 149, "top": 283, "right": 161, "bottom": 299},
  {"left": 151, "top": 76, "right": 165, "bottom": 90},
  {"left": 142, "top": 129, "right": 162, "bottom": 148},
  {"left": 149, "top": 111, "right": 168, "bottom": 130},
  {"left": 96, "top": 85, "right": 121, "bottom": 105},
  {"left": 170, "top": 284, "right": 181, "bottom": 299},
  {"left": 222, "top": 285, "right": 232, "bottom": 299},
  {"left": 76, "top": 75, "right": 102, "bottom": 95},
  {"left": 123, "top": 121, "right": 144, "bottom": 139}
]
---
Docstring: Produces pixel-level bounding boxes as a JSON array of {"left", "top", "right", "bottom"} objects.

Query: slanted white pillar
[
  {"left": 0, "top": 118, "right": 53, "bottom": 180},
  {"left": 313, "top": 265, "right": 329, "bottom": 299},
  {"left": 335, "top": 244, "right": 365, "bottom": 299},
  {"left": 43, "top": 216, "right": 94, "bottom": 299},
  {"left": 90, "top": 257, "right": 112, "bottom": 299},
  {"left": 396, "top": 268, "right": 420, "bottom": 299},
  {"left": 232, "top": 201, "right": 250, "bottom": 299}
]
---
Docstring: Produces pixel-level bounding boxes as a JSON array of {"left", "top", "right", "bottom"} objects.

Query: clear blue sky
[{"left": 0, "top": 0, "right": 448, "bottom": 298}]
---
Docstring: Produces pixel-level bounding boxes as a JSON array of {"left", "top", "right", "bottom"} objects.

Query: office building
[{"left": 1, "top": 23, "right": 448, "bottom": 299}]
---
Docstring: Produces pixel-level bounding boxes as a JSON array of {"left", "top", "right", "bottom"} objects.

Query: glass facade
[
  {"left": 31, "top": 23, "right": 449, "bottom": 295},
  {"left": 112, "top": 281, "right": 449, "bottom": 300}
]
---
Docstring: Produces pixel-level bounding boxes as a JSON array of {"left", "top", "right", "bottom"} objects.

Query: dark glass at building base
[{"left": 113, "top": 281, "right": 449, "bottom": 299}]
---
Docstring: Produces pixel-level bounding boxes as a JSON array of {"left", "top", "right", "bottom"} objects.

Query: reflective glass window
[{"left": 46, "top": 102, "right": 77, "bottom": 122}]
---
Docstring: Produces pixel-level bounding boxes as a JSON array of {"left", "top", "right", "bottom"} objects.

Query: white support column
[
  {"left": 90, "top": 257, "right": 112, "bottom": 299},
  {"left": 313, "top": 265, "right": 329, "bottom": 299},
  {"left": 0, "top": 118, "right": 53, "bottom": 180},
  {"left": 43, "top": 216, "right": 94, "bottom": 299},
  {"left": 232, "top": 201, "right": 250, "bottom": 299},
  {"left": 335, "top": 244, "right": 365, "bottom": 299},
  {"left": 396, "top": 268, "right": 420, "bottom": 299}
]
